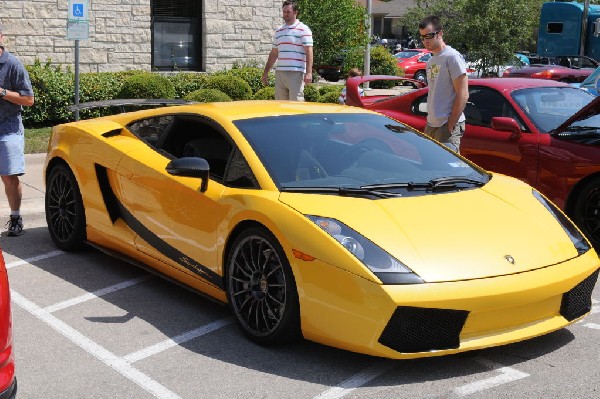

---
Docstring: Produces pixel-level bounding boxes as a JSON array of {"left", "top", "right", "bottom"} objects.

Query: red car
[
  {"left": 0, "top": 248, "right": 15, "bottom": 399},
  {"left": 347, "top": 75, "right": 600, "bottom": 248},
  {"left": 503, "top": 55, "right": 598, "bottom": 83},
  {"left": 394, "top": 49, "right": 431, "bottom": 84}
]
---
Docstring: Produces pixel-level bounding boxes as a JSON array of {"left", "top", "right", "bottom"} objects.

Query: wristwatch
[{"left": 0, "top": 88, "right": 6, "bottom": 98}]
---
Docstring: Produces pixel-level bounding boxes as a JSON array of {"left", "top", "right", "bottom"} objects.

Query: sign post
[{"left": 67, "top": 0, "right": 90, "bottom": 121}]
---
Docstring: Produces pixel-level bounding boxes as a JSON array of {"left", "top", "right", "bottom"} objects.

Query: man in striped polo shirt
[{"left": 261, "top": 0, "right": 313, "bottom": 101}]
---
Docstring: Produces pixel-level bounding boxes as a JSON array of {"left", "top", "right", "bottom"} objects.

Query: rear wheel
[
  {"left": 45, "top": 163, "right": 87, "bottom": 251},
  {"left": 572, "top": 177, "right": 600, "bottom": 249},
  {"left": 226, "top": 227, "right": 301, "bottom": 345}
]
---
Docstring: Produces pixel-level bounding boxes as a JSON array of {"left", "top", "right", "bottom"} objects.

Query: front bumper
[{"left": 295, "top": 249, "right": 600, "bottom": 359}]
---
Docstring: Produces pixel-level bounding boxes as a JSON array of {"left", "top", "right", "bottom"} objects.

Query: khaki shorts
[
  {"left": 275, "top": 70, "right": 305, "bottom": 101},
  {"left": 424, "top": 121, "right": 465, "bottom": 153}
]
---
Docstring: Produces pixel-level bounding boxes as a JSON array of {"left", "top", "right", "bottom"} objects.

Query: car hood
[
  {"left": 550, "top": 95, "right": 600, "bottom": 135},
  {"left": 279, "top": 175, "right": 580, "bottom": 283}
]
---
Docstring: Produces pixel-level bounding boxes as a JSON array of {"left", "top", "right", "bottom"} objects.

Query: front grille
[
  {"left": 560, "top": 268, "right": 599, "bottom": 321},
  {"left": 378, "top": 306, "right": 469, "bottom": 353}
]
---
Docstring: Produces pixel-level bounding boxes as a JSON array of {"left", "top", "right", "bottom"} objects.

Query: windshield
[
  {"left": 511, "top": 87, "right": 595, "bottom": 132},
  {"left": 235, "top": 113, "right": 488, "bottom": 192},
  {"left": 395, "top": 51, "right": 421, "bottom": 59},
  {"left": 581, "top": 67, "right": 600, "bottom": 89}
]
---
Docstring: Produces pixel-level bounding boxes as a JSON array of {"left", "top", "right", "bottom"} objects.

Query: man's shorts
[{"left": 0, "top": 132, "right": 25, "bottom": 176}]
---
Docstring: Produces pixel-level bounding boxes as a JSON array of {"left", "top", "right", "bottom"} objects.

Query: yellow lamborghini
[{"left": 44, "top": 100, "right": 599, "bottom": 359}]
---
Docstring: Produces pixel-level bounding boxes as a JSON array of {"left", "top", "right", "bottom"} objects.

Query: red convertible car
[
  {"left": 346, "top": 76, "right": 600, "bottom": 248},
  {"left": 0, "top": 248, "right": 15, "bottom": 399},
  {"left": 503, "top": 55, "right": 598, "bottom": 83},
  {"left": 395, "top": 49, "right": 431, "bottom": 84}
]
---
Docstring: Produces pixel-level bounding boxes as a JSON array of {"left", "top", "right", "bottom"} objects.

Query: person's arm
[
  {"left": 447, "top": 73, "right": 468, "bottom": 131},
  {"left": 262, "top": 47, "right": 279, "bottom": 86},
  {"left": 0, "top": 88, "right": 34, "bottom": 107},
  {"left": 304, "top": 46, "right": 313, "bottom": 84}
]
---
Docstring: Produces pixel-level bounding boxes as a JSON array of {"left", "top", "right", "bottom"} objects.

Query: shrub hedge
[
  {"left": 184, "top": 88, "right": 232, "bottom": 102},
  {"left": 24, "top": 60, "right": 404, "bottom": 127},
  {"left": 117, "top": 72, "right": 176, "bottom": 99}
]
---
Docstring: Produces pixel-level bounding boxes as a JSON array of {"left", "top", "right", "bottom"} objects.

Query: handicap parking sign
[{"left": 68, "top": 0, "right": 89, "bottom": 21}]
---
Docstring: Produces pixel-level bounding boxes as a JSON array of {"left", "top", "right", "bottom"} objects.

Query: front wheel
[
  {"left": 414, "top": 70, "right": 427, "bottom": 84},
  {"left": 226, "top": 227, "right": 301, "bottom": 345},
  {"left": 572, "top": 177, "right": 600, "bottom": 249},
  {"left": 45, "top": 163, "right": 87, "bottom": 251}
]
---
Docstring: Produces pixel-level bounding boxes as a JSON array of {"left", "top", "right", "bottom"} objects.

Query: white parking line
[
  {"left": 5, "top": 250, "right": 64, "bottom": 269},
  {"left": 583, "top": 323, "right": 600, "bottom": 330},
  {"left": 312, "top": 361, "right": 396, "bottom": 399},
  {"left": 11, "top": 289, "right": 182, "bottom": 399},
  {"left": 124, "top": 317, "right": 233, "bottom": 364},
  {"left": 454, "top": 357, "right": 529, "bottom": 397},
  {"left": 44, "top": 275, "right": 155, "bottom": 313}
]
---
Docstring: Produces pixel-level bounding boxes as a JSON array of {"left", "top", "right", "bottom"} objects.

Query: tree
[
  {"left": 399, "top": 0, "right": 545, "bottom": 73},
  {"left": 296, "top": 0, "right": 369, "bottom": 68}
]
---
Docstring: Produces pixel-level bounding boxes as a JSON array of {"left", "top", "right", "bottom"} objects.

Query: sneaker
[{"left": 6, "top": 215, "right": 24, "bottom": 237}]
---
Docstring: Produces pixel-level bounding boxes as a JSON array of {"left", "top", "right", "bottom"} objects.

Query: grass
[{"left": 25, "top": 126, "right": 52, "bottom": 154}]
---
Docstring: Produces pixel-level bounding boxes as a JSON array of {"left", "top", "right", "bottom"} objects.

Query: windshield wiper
[
  {"left": 361, "top": 177, "right": 485, "bottom": 192},
  {"left": 385, "top": 124, "right": 411, "bottom": 134},
  {"left": 428, "top": 177, "right": 486, "bottom": 188},
  {"left": 281, "top": 186, "right": 395, "bottom": 198},
  {"left": 561, "top": 126, "right": 600, "bottom": 133}
]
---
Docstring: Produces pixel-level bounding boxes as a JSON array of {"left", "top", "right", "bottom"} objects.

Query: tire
[
  {"left": 45, "top": 163, "right": 87, "bottom": 251},
  {"left": 414, "top": 70, "right": 427, "bottom": 84},
  {"left": 572, "top": 177, "right": 600, "bottom": 249},
  {"left": 226, "top": 226, "right": 301, "bottom": 345}
]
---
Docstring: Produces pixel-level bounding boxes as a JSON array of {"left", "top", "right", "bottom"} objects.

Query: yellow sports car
[{"left": 44, "top": 100, "right": 599, "bottom": 359}]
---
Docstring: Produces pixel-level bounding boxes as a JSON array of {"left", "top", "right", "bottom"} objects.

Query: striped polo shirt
[{"left": 273, "top": 20, "right": 313, "bottom": 73}]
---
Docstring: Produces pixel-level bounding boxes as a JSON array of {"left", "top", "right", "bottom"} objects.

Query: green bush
[
  {"left": 253, "top": 87, "right": 275, "bottom": 100},
  {"left": 23, "top": 59, "right": 74, "bottom": 127},
  {"left": 184, "top": 88, "right": 232, "bottom": 102},
  {"left": 319, "top": 91, "right": 341, "bottom": 104},
  {"left": 318, "top": 85, "right": 343, "bottom": 97},
  {"left": 168, "top": 72, "right": 209, "bottom": 99},
  {"left": 79, "top": 72, "right": 128, "bottom": 119},
  {"left": 117, "top": 72, "right": 176, "bottom": 99},
  {"left": 369, "top": 46, "right": 400, "bottom": 89},
  {"left": 201, "top": 74, "right": 252, "bottom": 100},
  {"left": 303, "top": 84, "right": 320, "bottom": 102},
  {"left": 226, "top": 67, "right": 271, "bottom": 95}
]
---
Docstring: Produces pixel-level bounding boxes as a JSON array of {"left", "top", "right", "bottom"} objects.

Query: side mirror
[
  {"left": 418, "top": 102, "right": 428, "bottom": 113},
  {"left": 166, "top": 157, "right": 210, "bottom": 192},
  {"left": 491, "top": 117, "right": 522, "bottom": 137}
]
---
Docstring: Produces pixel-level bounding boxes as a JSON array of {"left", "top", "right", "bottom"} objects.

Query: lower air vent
[
  {"left": 560, "top": 268, "right": 599, "bottom": 321},
  {"left": 378, "top": 306, "right": 469, "bottom": 353}
]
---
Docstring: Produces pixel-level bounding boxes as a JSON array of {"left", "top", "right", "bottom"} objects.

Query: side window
[
  {"left": 157, "top": 115, "right": 233, "bottom": 181},
  {"left": 466, "top": 87, "right": 526, "bottom": 130},
  {"left": 127, "top": 115, "right": 175, "bottom": 147},
  {"left": 411, "top": 95, "right": 428, "bottom": 116},
  {"left": 224, "top": 149, "right": 259, "bottom": 189},
  {"left": 419, "top": 53, "right": 431, "bottom": 62}
]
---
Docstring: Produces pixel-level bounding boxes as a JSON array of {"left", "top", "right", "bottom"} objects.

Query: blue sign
[
  {"left": 73, "top": 4, "right": 84, "bottom": 18},
  {"left": 68, "top": 0, "right": 89, "bottom": 21}
]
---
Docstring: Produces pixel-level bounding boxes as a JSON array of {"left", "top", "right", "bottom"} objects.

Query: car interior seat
[{"left": 183, "top": 137, "right": 232, "bottom": 178}]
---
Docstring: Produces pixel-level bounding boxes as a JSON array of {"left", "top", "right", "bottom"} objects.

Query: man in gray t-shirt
[{"left": 418, "top": 16, "right": 468, "bottom": 153}]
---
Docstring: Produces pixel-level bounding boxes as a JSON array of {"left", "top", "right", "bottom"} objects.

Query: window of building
[{"left": 151, "top": 0, "right": 202, "bottom": 71}]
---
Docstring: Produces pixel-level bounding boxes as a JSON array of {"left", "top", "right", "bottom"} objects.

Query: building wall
[{"left": 0, "top": 0, "right": 281, "bottom": 73}]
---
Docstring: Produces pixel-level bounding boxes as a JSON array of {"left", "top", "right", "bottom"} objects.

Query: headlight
[
  {"left": 307, "top": 215, "right": 424, "bottom": 284},
  {"left": 532, "top": 190, "right": 591, "bottom": 255}
]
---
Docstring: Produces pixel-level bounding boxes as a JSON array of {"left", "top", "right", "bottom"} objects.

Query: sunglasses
[{"left": 419, "top": 31, "right": 440, "bottom": 40}]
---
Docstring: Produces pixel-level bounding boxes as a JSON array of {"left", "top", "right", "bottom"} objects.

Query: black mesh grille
[
  {"left": 560, "top": 268, "right": 599, "bottom": 321},
  {"left": 378, "top": 306, "right": 469, "bottom": 353}
]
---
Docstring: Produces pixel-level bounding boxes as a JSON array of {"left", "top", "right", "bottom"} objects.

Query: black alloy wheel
[
  {"left": 45, "top": 163, "right": 87, "bottom": 251},
  {"left": 226, "top": 227, "right": 300, "bottom": 345}
]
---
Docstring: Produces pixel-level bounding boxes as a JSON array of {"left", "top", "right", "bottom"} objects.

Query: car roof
[{"left": 103, "top": 100, "right": 378, "bottom": 126}]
